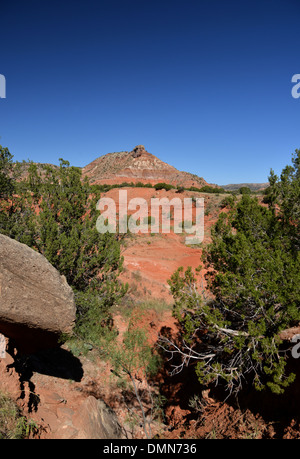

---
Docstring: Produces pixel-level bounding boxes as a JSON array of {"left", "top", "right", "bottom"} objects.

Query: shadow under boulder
[{"left": 24, "top": 346, "right": 84, "bottom": 382}]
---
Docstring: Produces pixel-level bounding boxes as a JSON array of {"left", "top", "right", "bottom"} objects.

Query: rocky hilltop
[
  {"left": 82, "top": 145, "right": 210, "bottom": 188},
  {"left": 13, "top": 146, "right": 267, "bottom": 191}
]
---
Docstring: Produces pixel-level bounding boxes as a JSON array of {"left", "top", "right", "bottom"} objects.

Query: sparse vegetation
[
  {"left": 0, "top": 145, "right": 15, "bottom": 199},
  {"left": 0, "top": 391, "right": 37, "bottom": 439},
  {"left": 154, "top": 182, "right": 175, "bottom": 191},
  {"left": 0, "top": 156, "right": 128, "bottom": 330},
  {"left": 71, "top": 305, "right": 163, "bottom": 439},
  {"left": 161, "top": 150, "right": 300, "bottom": 396},
  {"left": 219, "top": 194, "right": 236, "bottom": 209},
  {"left": 88, "top": 180, "right": 231, "bottom": 195}
]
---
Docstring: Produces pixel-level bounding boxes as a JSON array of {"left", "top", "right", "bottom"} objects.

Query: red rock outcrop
[{"left": 82, "top": 145, "right": 209, "bottom": 188}]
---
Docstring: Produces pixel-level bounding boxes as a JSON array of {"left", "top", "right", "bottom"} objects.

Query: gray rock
[{"left": 0, "top": 234, "right": 76, "bottom": 352}]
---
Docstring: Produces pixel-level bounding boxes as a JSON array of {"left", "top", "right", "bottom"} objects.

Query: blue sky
[{"left": 0, "top": 0, "right": 300, "bottom": 185}]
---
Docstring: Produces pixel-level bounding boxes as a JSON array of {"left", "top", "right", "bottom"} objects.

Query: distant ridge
[{"left": 220, "top": 183, "right": 269, "bottom": 192}]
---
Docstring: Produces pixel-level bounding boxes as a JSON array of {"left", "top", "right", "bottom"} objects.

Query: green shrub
[
  {"left": 154, "top": 182, "right": 175, "bottom": 191},
  {"left": 188, "top": 185, "right": 225, "bottom": 193},
  {"left": 162, "top": 151, "right": 300, "bottom": 395},
  {"left": 219, "top": 195, "right": 236, "bottom": 208},
  {"left": 0, "top": 391, "right": 37, "bottom": 439},
  {"left": 0, "top": 145, "right": 15, "bottom": 199},
  {"left": 0, "top": 153, "right": 128, "bottom": 350},
  {"left": 239, "top": 186, "right": 252, "bottom": 195},
  {"left": 0, "top": 158, "right": 125, "bottom": 294}
]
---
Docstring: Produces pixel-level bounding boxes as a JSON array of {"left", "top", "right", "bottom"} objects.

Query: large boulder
[{"left": 0, "top": 234, "right": 76, "bottom": 352}]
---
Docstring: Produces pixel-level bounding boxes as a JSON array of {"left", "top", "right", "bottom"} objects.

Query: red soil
[
  {"left": 2, "top": 187, "right": 299, "bottom": 439},
  {"left": 100, "top": 187, "right": 219, "bottom": 302}
]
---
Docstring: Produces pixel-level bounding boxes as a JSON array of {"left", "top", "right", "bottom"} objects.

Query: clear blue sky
[{"left": 1, "top": 0, "right": 300, "bottom": 185}]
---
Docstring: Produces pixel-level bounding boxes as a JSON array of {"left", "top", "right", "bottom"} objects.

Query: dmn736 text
[{"left": 147, "top": 443, "right": 197, "bottom": 454}]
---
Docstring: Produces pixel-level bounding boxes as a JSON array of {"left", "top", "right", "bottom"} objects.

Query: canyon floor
[{"left": 1, "top": 188, "right": 300, "bottom": 439}]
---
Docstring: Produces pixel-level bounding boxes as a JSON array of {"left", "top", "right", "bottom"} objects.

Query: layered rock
[
  {"left": 0, "top": 234, "right": 76, "bottom": 352},
  {"left": 82, "top": 145, "right": 209, "bottom": 188}
]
